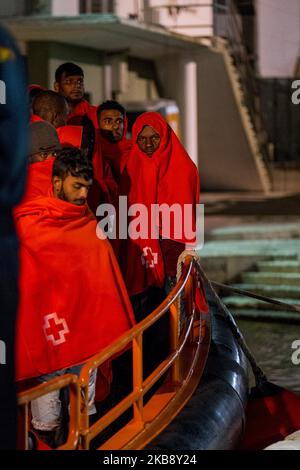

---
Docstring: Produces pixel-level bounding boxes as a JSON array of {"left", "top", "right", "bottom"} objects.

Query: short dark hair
[
  {"left": 28, "top": 85, "right": 44, "bottom": 106},
  {"left": 52, "top": 147, "right": 93, "bottom": 182},
  {"left": 55, "top": 62, "right": 84, "bottom": 82},
  {"left": 33, "top": 90, "right": 67, "bottom": 116},
  {"left": 97, "top": 100, "right": 126, "bottom": 121}
]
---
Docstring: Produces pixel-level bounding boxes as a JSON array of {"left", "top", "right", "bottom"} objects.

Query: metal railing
[{"left": 17, "top": 256, "right": 210, "bottom": 450}]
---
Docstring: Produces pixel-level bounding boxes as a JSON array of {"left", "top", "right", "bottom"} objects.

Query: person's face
[
  {"left": 53, "top": 174, "right": 92, "bottom": 206},
  {"left": 54, "top": 73, "right": 84, "bottom": 103},
  {"left": 29, "top": 149, "right": 59, "bottom": 164},
  {"left": 99, "top": 109, "right": 124, "bottom": 143},
  {"left": 137, "top": 125, "right": 161, "bottom": 157}
]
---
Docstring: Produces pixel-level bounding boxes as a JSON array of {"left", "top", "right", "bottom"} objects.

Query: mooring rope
[{"left": 177, "top": 251, "right": 267, "bottom": 387}]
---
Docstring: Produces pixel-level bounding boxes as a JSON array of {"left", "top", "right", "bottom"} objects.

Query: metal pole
[{"left": 181, "top": 57, "right": 199, "bottom": 167}]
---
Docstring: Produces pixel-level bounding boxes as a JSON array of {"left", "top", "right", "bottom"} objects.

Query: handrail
[
  {"left": 79, "top": 259, "right": 193, "bottom": 378},
  {"left": 219, "top": 0, "right": 272, "bottom": 166},
  {"left": 78, "top": 256, "right": 196, "bottom": 449},
  {"left": 16, "top": 256, "right": 211, "bottom": 450}
]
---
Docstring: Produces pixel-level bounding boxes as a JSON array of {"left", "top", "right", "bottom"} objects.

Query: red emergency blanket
[
  {"left": 67, "top": 100, "right": 98, "bottom": 129},
  {"left": 14, "top": 195, "right": 135, "bottom": 380},
  {"left": 21, "top": 158, "right": 54, "bottom": 203}
]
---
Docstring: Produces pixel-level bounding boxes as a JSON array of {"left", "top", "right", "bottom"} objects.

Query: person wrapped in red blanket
[
  {"left": 15, "top": 148, "right": 135, "bottom": 446},
  {"left": 117, "top": 112, "right": 207, "bottom": 376},
  {"left": 57, "top": 124, "right": 118, "bottom": 211},
  {"left": 97, "top": 100, "right": 132, "bottom": 184},
  {"left": 21, "top": 122, "right": 61, "bottom": 203},
  {"left": 31, "top": 90, "right": 68, "bottom": 128},
  {"left": 118, "top": 112, "right": 207, "bottom": 308},
  {"left": 54, "top": 62, "right": 98, "bottom": 129}
]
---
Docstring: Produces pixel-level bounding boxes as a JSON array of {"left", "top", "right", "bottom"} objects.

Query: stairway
[
  {"left": 223, "top": 254, "right": 300, "bottom": 323},
  {"left": 197, "top": 38, "right": 272, "bottom": 192}
]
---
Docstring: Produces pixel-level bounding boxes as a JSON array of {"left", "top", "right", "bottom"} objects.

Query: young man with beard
[
  {"left": 54, "top": 63, "right": 112, "bottom": 211},
  {"left": 54, "top": 62, "right": 98, "bottom": 129},
  {"left": 97, "top": 100, "right": 132, "bottom": 183},
  {"left": 52, "top": 148, "right": 93, "bottom": 206},
  {"left": 15, "top": 148, "right": 135, "bottom": 447}
]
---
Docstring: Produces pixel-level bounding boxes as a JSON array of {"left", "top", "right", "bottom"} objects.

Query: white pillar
[
  {"left": 103, "top": 63, "right": 113, "bottom": 101},
  {"left": 51, "top": 0, "right": 79, "bottom": 16},
  {"left": 181, "top": 58, "right": 198, "bottom": 168}
]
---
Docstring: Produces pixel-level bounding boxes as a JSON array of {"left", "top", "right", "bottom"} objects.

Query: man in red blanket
[
  {"left": 21, "top": 122, "right": 61, "bottom": 204},
  {"left": 15, "top": 148, "right": 135, "bottom": 446},
  {"left": 57, "top": 124, "right": 116, "bottom": 212},
  {"left": 97, "top": 100, "right": 132, "bottom": 183},
  {"left": 28, "top": 121, "right": 61, "bottom": 164},
  {"left": 54, "top": 63, "right": 112, "bottom": 211},
  {"left": 31, "top": 90, "right": 68, "bottom": 128}
]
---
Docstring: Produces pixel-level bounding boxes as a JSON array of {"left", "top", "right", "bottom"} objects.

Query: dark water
[{"left": 237, "top": 319, "right": 300, "bottom": 394}]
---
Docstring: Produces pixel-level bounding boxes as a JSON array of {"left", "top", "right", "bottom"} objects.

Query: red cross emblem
[
  {"left": 43, "top": 313, "right": 70, "bottom": 346},
  {"left": 141, "top": 247, "right": 158, "bottom": 269}
]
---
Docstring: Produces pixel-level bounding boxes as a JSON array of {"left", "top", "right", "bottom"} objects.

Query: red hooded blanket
[
  {"left": 118, "top": 112, "right": 205, "bottom": 309},
  {"left": 67, "top": 100, "right": 98, "bottom": 129},
  {"left": 14, "top": 196, "right": 135, "bottom": 380},
  {"left": 30, "top": 114, "right": 44, "bottom": 123},
  {"left": 21, "top": 158, "right": 54, "bottom": 203}
]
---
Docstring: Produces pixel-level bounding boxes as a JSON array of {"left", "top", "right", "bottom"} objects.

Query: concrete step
[
  {"left": 223, "top": 295, "right": 300, "bottom": 311},
  {"left": 200, "top": 239, "right": 300, "bottom": 260},
  {"left": 232, "top": 283, "right": 300, "bottom": 299},
  {"left": 242, "top": 272, "right": 300, "bottom": 286},
  {"left": 269, "top": 254, "right": 299, "bottom": 261},
  {"left": 209, "top": 223, "right": 300, "bottom": 241},
  {"left": 257, "top": 260, "right": 300, "bottom": 273},
  {"left": 229, "top": 308, "right": 300, "bottom": 323}
]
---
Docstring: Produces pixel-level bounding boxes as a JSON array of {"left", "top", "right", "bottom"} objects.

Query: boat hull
[{"left": 146, "top": 285, "right": 249, "bottom": 450}]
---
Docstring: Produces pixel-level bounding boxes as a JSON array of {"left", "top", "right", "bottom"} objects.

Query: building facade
[{"left": 1, "top": 0, "right": 299, "bottom": 189}]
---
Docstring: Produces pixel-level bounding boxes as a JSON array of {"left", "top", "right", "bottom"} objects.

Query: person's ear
[
  {"left": 54, "top": 82, "right": 59, "bottom": 93},
  {"left": 46, "top": 110, "right": 55, "bottom": 125},
  {"left": 52, "top": 111, "right": 60, "bottom": 126},
  {"left": 52, "top": 176, "right": 62, "bottom": 195}
]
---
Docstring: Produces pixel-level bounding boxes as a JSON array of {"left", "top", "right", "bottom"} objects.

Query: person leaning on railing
[
  {"left": 117, "top": 112, "right": 207, "bottom": 374},
  {"left": 14, "top": 148, "right": 135, "bottom": 447}
]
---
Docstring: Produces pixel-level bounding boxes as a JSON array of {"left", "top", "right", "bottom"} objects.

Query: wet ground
[
  {"left": 237, "top": 319, "right": 300, "bottom": 394},
  {"left": 202, "top": 191, "right": 300, "bottom": 395}
]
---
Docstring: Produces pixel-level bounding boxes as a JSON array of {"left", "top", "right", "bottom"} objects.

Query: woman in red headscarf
[{"left": 119, "top": 112, "right": 204, "bottom": 300}]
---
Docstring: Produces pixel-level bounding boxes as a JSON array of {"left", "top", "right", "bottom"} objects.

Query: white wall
[
  {"left": 115, "top": 0, "right": 143, "bottom": 19},
  {"left": 51, "top": 0, "right": 79, "bottom": 16},
  {"left": 0, "top": 0, "right": 25, "bottom": 17},
  {"left": 49, "top": 58, "right": 103, "bottom": 105},
  {"left": 145, "top": 0, "right": 213, "bottom": 37},
  {"left": 257, "top": 0, "right": 300, "bottom": 77}
]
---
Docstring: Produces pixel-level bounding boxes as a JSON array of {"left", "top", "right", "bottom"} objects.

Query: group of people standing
[{"left": 13, "top": 61, "right": 206, "bottom": 447}]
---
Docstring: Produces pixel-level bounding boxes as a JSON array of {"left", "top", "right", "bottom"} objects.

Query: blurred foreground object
[{"left": 0, "top": 24, "right": 27, "bottom": 449}]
